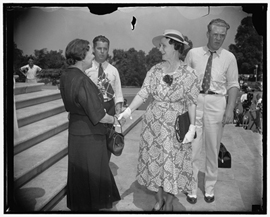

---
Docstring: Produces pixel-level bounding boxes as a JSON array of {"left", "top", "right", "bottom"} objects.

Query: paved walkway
[{"left": 53, "top": 121, "right": 264, "bottom": 213}]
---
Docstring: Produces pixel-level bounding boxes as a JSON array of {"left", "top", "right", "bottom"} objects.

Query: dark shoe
[
  {"left": 152, "top": 199, "right": 165, "bottom": 211},
  {"left": 186, "top": 195, "right": 197, "bottom": 204},
  {"left": 204, "top": 195, "right": 215, "bottom": 203}
]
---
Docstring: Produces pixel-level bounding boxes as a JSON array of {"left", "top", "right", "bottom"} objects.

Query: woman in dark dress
[{"left": 60, "top": 39, "right": 121, "bottom": 212}]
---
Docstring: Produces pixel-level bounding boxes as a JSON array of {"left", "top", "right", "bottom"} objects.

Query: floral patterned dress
[{"left": 136, "top": 61, "right": 200, "bottom": 195}]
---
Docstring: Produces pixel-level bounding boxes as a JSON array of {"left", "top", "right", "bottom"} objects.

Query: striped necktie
[{"left": 201, "top": 51, "right": 215, "bottom": 93}]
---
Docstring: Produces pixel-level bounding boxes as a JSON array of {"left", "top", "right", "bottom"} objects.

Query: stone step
[
  {"left": 15, "top": 89, "right": 61, "bottom": 109},
  {"left": 14, "top": 156, "right": 68, "bottom": 212},
  {"left": 14, "top": 82, "right": 45, "bottom": 95},
  {"left": 14, "top": 130, "right": 68, "bottom": 189},
  {"left": 17, "top": 99, "right": 65, "bottom": 127},
  {"left": 50, "top": 195, "right": 69, "bottom": 211},
  {"left": 14, "top": 112, "right": 68, "bottom": 155},
  {"left": 15, "top": 110, "right": 145, "bottom": 212}
]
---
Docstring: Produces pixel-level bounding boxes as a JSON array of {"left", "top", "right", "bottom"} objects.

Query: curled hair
[
  {"left": 65, "top": 39, "right": 90, "bottom": 65},
  {"left": 166, "top": 37, "right": 185, "bottom": 54},
  {"left": 93, "top": 35, "right": 110, "bottom": 48},
  {"left": 207, "top": 18, "right": 230, "bottom": 32}
]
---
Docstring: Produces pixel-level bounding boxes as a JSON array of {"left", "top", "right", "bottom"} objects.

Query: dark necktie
[
  {"left": 98, "top": 63, "right": 114, "bottom": 100},
  {"left": 201, "top": 51, "right": 215, "bottom": 93},
  {"left": 98, "top": 63, "right": 105, "bottom": 79}
]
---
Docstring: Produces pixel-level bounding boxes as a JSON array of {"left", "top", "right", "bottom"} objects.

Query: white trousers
[
  {"left": 191, "top": 93, "right": 226, "bottom": 195},
  {"left": 26, "top": 78, "right": 37, "bottom": 83}
]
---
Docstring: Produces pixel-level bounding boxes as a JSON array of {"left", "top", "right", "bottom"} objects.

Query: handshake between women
[{"left": 117, "top": 107, "right": 132, "bottom": 126}]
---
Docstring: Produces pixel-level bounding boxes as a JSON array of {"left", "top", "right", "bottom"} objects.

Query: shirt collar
[
  {"left": 203, "top": 46, "right": 222, "bottom": 57},
  {"left": 93, "top": 59, "right": 108, "bottom": 69},
  {"left": 180, "top": 60, "right": 188, "bottom": 68}
]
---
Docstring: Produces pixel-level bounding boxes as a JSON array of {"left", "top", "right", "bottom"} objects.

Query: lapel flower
[{"left": 163, "top": 74, "right": 173, "bottom": 86}]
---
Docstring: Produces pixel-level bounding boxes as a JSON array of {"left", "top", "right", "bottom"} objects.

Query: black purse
[
  {"left": 218, "top": 143, "right": 231, "bottom": 168},
  {"left": 175, "top": 111, "right": 196, "bottom": 143},
  {"left": 106, "top": 123, "right": 125, "bottom": 156}
]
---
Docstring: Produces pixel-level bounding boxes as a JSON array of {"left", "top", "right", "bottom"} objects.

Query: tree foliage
[
  {"left": 13, "top": 43, "right": 29, "bottom": 71},
  {"left": 13, "top": 45, "right": 66, "bottom": 83},
  {"left": 34, "top": 48, "right": 66, "bottom": 69},
  {"left": 13, "top": 38, "right": 193, "bottom": 86},
  {"left": 112, "top": 48, "right": 148, "bottom": 86},
  {"left": 229, "top": 16, "right": 263, "bottom": 78},
  {"left": 145, "top": 47, "right": 162, "bottom": 71}
]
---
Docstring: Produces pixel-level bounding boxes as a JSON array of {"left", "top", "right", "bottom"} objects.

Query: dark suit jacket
[{"left": 60, "top": 67, "right": 106, "bottom": 135}]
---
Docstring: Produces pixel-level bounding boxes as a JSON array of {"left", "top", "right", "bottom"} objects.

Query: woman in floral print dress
[{"left": 118, "top": 30, "right": 200, "bottom": 211}]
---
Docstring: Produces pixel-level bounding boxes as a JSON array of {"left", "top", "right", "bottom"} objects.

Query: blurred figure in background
[
  {"left": 254, "top": 92, "right": 262, "bottom": 133},
  {"left": 20, "top": 57, "right": 42, "bottom": 83}
]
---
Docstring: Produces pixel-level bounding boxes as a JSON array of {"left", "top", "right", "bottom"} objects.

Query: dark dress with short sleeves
[{"left": 60, "top": 67, "right": 120, "bottom": 211}]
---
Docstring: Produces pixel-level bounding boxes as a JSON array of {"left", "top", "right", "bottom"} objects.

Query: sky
[{"left": 12, "top": 5, "right": 250, "bottom": 57}]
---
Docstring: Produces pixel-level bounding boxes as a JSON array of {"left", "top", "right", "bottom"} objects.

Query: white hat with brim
[{"left": 152, "top": 29, "right": 189, "bottom": 49}]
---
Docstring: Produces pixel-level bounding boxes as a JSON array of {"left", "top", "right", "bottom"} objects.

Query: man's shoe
[
  {"left": 204, "top": 195, "right": 215, "bottom": 203},
  {"left": 186, "top": 195, "right": 197, "bottom": 204}
]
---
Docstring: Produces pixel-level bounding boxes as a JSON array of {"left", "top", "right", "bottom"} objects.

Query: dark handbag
[
  {"left": 218, "top": 143, "right": 231, "bottom": 168},
  {"left": 175, "top": 111, "right": 196, "bottom": 143},
  {"left": 106, "top": 123, "right": 125, "bottom": 156}
]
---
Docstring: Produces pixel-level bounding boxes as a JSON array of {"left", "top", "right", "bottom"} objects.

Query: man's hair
[
  {"left": 207, "top": 18, "right": 230, "bottom": 32},
  {"left": 93, "top": 35, "right": 110, "bottom": 48}
]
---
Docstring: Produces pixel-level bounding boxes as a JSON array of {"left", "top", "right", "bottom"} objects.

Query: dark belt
[{"left": 200, "top": 90, "right": 218, "bottom": 95}]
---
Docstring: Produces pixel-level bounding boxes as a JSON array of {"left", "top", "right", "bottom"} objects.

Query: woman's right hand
[{"left": 118, "top": 107, "right": 132, "bottom": 121}]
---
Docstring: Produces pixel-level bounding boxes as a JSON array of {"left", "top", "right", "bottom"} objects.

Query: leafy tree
[
  {"left": 131, "top": 49, "right": 147, "bottom": 86},
  {"left": 229, "top": 16, "right": 263, "bottom": 78},
  {"left": 14, "top": 35, "right": 195, "bottom": 86},
  {"left": 13, "top": 43, "right": 30, "bottom": 81},
  {"left": 32, "top": 48, "right": 66, "bottom": 84},
  {"left": 34, "top": 48, "right": 65, "bottom": 69},
  {"left": 13, "top": 43, "right": 24, "bottom": 72},
  {"left": 145, "top": 47, "right": 162, "bottom": 71},
  {"left": 112, "top": 49, "right": 129, "bottom": 85},
  {"left": 112, "top": 48, "right": 147, "bottom": 86}
]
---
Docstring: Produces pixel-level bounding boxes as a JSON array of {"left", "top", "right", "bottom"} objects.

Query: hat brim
[{"left": 152, "top": 35, "right": 189, "bottom": 50}]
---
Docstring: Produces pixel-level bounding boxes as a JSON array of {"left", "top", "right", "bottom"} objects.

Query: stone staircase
[
  {"left": 14, "top": 83, "right": 68, "bottom": 211},
  {"left": 13, "top": 82, "right": 143, "bottom": 212}
]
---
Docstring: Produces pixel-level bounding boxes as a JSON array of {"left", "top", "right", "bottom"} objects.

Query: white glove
[
  {"left": 118, "top": 107, "right": 132, "bottom": 120},
  {"left": 183, "top": 124, "right": 196, "bottom": 144}
]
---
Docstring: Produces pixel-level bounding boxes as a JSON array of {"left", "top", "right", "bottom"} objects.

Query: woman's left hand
[
  {"left": 113, "top": 115, "right": 121, "bottom": 127},
  {"left": 183, "top": 124, "right": 196, "bottom": 144}
]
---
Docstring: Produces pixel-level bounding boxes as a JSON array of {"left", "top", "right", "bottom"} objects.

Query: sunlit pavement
[
  {"left": 50, "top": 86, "right": 264, "bottom": 213},
  {"left": 53, "top": 121, "right": 263, "bottom": 213}
]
